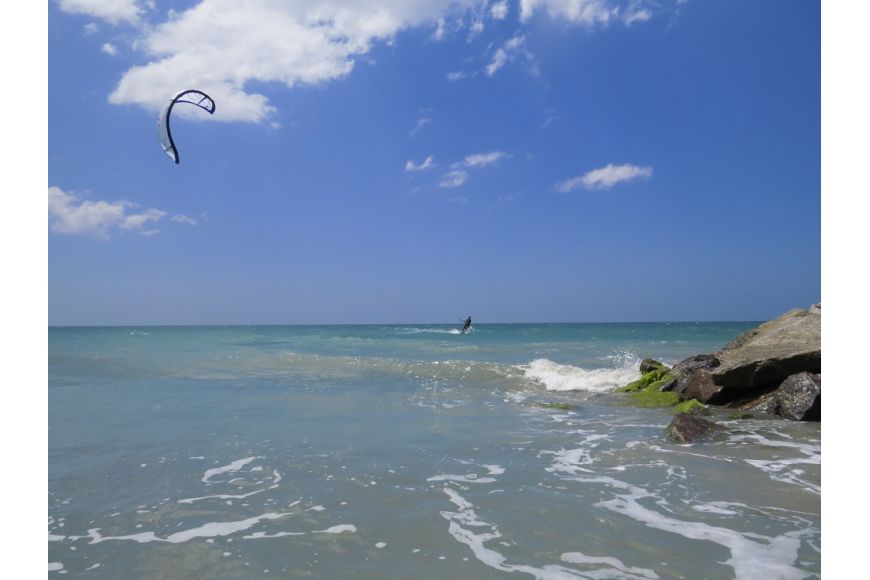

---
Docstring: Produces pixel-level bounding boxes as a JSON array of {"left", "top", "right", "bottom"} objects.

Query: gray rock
[
  {"left": 671, "top": 355, "right": 721, "bottom": 400},
  {"left": 736, "top": 392, "right": 778, "bottom": 416},
  {"left": 709, "top": 307, "right": 820, "bottom": 403},
  {"left": 671, "top": 354, "right": 720, "bottom": 375},
  {"left": 666, "top": 413, "right": 724, "bottom": 443},
  {"left": 681, "top": 369, "right": 724, "bottom": 403},
  {"left": 775, "top": 372, "right": 821, "bottom": 421}
]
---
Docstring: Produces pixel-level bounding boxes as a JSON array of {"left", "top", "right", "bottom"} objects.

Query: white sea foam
[
  {"left": 48, "top": 562, "right": 64, "bottom": 572},
  {"left": 440, "top": 487, "right": 651, "bottom": 579},
  {"left": 428, "top": 474, "right": 497, "bottom": 484},
  {"left": 202, "top": 457, "right": 259, "bottom": 483},
  {"left": 730, "top": 434, "right": 821, "bottom": 494},
  {"left": 520, "top": 359, "right": 639, "bottom": 392},
  {"left": 397, "top": 327, "right": 463, "bottom": 335},
  {"left": 546, "top": 447, "right": 811, "bottom": 580},
  {"left": 560, "top": 552, "right": 658, "bottom": 578},
  {"left": 87, "top": 512, "right": 295, "bottom": 544},
  {"left": 177, "top": 488, "right": 267, "bottom": 504},
  {"left": 317, "top": 524, "right": 357, "bottom": 534}
]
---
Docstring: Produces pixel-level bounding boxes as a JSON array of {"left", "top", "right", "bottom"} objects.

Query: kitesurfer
[{"left": 461, "top": 317, "right": 472, "bottom": 334}]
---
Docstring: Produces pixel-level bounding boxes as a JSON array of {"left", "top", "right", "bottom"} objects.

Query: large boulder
[
  {"left": 710, "top": 307, "right": 820, "bottom": 403},
  {"left": 671, "top": 306, "right": 820, "bottom": 407}
]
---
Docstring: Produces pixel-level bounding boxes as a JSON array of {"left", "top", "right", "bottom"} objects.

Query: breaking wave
[{"left": 519, "top": 358, "right": 640, "bottom": 393}]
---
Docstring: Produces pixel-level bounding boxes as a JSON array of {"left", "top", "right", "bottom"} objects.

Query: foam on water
[
  {"left": 520, "top": 359, "right": 639, "bottom": 393},
  {"left": 202, "top": 457, "right": 259, "bottom": 483},
  {"left": 730, "top": 433, "right": 821, "bottom": 494},
  {"left": 87, "top": 511, "right": 298, "bottom": 544},
  {"left": 546, "top": 444, "right": 812, "bottom": 579},
  {"left": 440, "top": 486, "right": 659, "bottom": 579}
]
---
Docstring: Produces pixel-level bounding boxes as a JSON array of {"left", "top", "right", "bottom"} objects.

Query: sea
[{"left": 48, "top": 323, "right": 821, "bottom": 579}]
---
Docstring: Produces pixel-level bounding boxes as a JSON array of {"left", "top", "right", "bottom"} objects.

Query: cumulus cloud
[
  {"left": 490, "top": 1, "right": 509, "bottom": 20},
  {"left": 64, "top": 1, "right": 654, "bottom": 123},
  {"left": 48, "top": 186, "right": 168, "bottom": 238},
  {"left": 555, "top": 163, "right": 652, "bottom": 192},
  {"left": 56, "top": 0, "right": 146, "bottom": 25},
  {"left": 101, "top": 42, "right": 118, "bottom": 56},
  {"left": 519, "top": 0, "right": 652, "bottom": 26},
  {"left": 405, "top": 155, "right": 435, "bottom": 172},
  {"left": 440, "top": 169, "right": 468, "bottom": 188},
  {"left": 107, "top": 0, "right": 479, "bottom": 123}
]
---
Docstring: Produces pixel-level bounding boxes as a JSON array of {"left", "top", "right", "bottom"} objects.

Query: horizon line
[{"left": 48, "top": 319, "right": 766, "bottom": 328}]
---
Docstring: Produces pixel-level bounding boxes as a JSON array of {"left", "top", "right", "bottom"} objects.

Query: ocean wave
[{"left": 519, "top": 358, "right": 639, "bottom": 393}]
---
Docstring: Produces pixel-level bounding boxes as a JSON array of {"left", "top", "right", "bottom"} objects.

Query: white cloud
[
  {"left": 448, "top": 196, "right": 469, "bottom": 204},
  {"left": 485, "top": 34, "right": 535, "bottom": 77},
  {"left": 48, "top": 186, "right": 167, "bottom": 238},
  {"left": 519, "top": 0, "right": 653, "bottom": 27},
  {"left": 440, "top": 169, "right": 468, "bottom": 188},
  {"left": 170, "top": 214, "right": 198, "bottom": 225},
  {"left": 64, "top": 1, "right": 656, "bottom": 124},
  {"left": 108, "top": 0, "right": 478, "bottom": 123},
  {"left": 555, "top": 163, "right": 652, "bottom": 191},
  {"left": 405, "top": 155, "right": 435, "bottom": 172},
  {"left": 57, "top": 0, "right": 145, "bottom": 25},
  {"left": 74, "top": 0, "right": 654, "bottom": 123},
  {"left": 624, "top": 6, "right": 652, "bottom": 25},
  {"left": 432, "top": 18, "right": 447, "bottom": 41},
  {"left": 437, "top": 149, "right": 508, "bottom": 187},
  {"left": 409, "top": 117, "right": 432, "bottom": 137},
  {"left": 541, "top": 109, "right": 558, "bottom": 128},
  {"left": 101, "top": 42, "right": 118, "bottom": 56},
  {"left": 446, "top": 71, "right": 467, "bottom": 81},
  {"left": 490, "top": 1, "right": 509, "bottom": 20},
  {"left": 462, "top": 150, "right": 507, "bottom": 167},
  {"left": 83, "top": 22, "right": 99, "bottom": 35}
]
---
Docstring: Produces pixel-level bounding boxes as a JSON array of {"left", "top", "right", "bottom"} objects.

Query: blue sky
[{"left": 47, "top": 0, "right": 820, "bottom": 325}]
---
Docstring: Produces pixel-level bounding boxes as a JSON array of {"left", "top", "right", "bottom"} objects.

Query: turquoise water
[{"left": 48, "top": 324, "right": 820, "bottom": 578}]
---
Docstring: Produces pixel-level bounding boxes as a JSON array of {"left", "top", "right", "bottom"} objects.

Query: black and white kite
[{"left": 156, "top": 90, "right": 216, "bottom": 164}]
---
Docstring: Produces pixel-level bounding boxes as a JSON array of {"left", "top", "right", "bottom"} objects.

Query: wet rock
[
  {"left": 666, "top": 413, "right": 724, "bottom": 443},
  {"left": 639, "top": 358, "right": 667, "bottom": 374},
  {"left": 672, "top": 399, "right": 709, "bottom": 416}
]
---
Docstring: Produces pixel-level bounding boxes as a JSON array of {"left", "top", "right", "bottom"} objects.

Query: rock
[
  {"left": 672, "top": 399, "right": 709, "bottom": 415},
  {"left": 671, "top": 354, "right": 720, "bottom": 375},
  {"left": 681, "top": 369, "right": 724, "bottom": 404},
  {"left": 709, "top": 307, "right": 820, "bottom": 403},
  {"left": 732, "top": 372, "right": 821, "bottom": 421},
  {"left": 639, "top": 358, "right": 667, "bottom": 374},
  {"left": 657, "top": 375, "right": 678, "bottom": 392},
  {"left": 775, "top": 372, "right": 820, "bottom": 421},
  {"left": 671, "top": 355, "right": 721, "bottom": 400},
  {"left": 666, "top": 413, "right": 724, "bottom": 443},
  {"left": 736, "top": 392, "right": 778, "bottom": 416}
]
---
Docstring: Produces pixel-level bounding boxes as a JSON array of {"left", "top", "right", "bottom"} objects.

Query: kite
[{"left": 156, "top": 90, "right": 216, "bottom": 164}]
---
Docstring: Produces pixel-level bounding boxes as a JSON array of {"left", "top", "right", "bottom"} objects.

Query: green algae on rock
[{"left": 672, "top": 399, "right": 708, "bottom": 415}]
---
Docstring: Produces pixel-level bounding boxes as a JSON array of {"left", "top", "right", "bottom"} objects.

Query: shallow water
[{"left": 49, "top": 324, "right": 820, "bottom": 578}]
